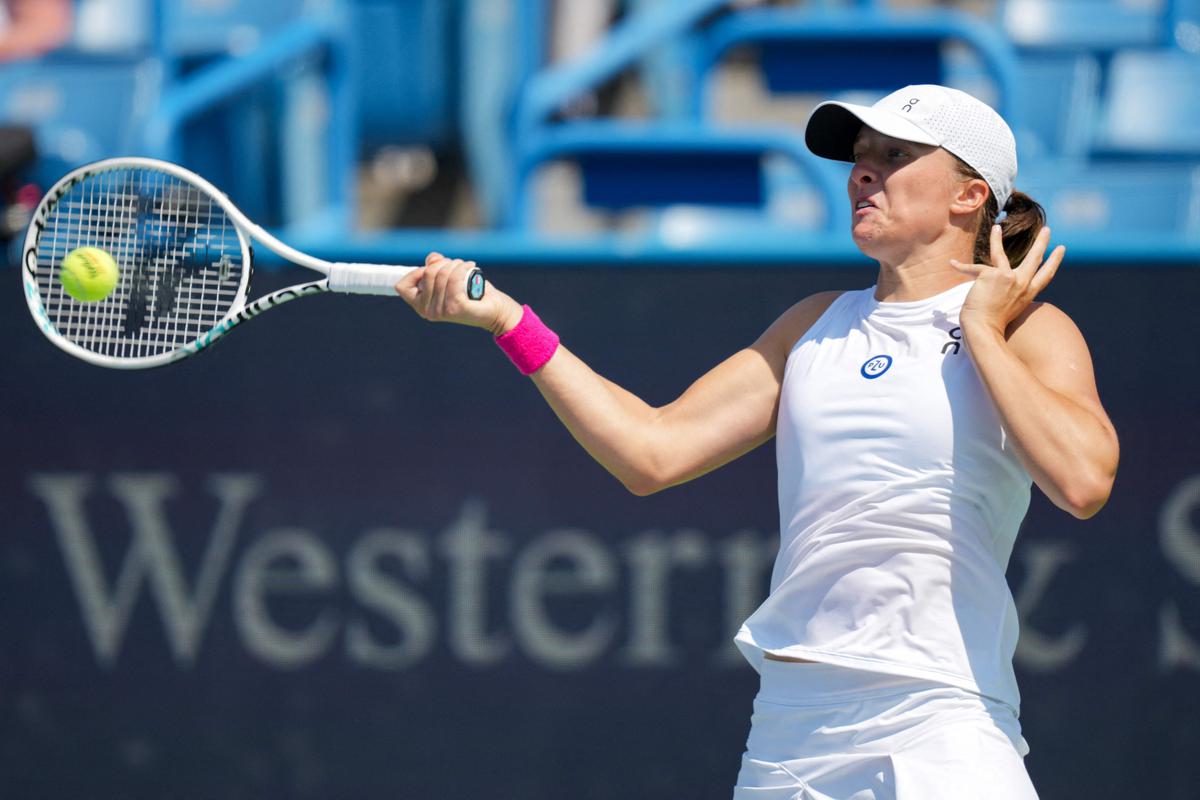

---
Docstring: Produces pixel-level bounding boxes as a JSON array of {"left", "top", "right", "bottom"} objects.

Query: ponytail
[
  {"left": 974, "top": 190, "right": 1046, "bottom": 267},
  {"left": 953, "top": 156, "right": 1046, "bottom": 267}
]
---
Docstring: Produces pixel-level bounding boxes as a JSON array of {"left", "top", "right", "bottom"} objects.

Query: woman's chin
[
  {"left": 851, "top": 228, "right": 896, "bottom": 262},
  {"left": 851, "top": 226, "right": 880, "bottom": 250}
]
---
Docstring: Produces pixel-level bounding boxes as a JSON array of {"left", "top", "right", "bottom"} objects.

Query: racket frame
[{"left": 23, "top": 156, "right": 462, "bottom": 369}]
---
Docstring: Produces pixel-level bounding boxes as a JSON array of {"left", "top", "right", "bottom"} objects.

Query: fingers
[
  {"left": 428, "top": 258, "right": 456, "bottom": 317},
  {"left": 394, "top": 266, "right": 425, "bottom": 304},
  {"left": 1016, "top": 226, "right": 1053, "bottom": 276},
  {"left": 1029, "top": 244, "right": 1066, "bottom": 295},
  {"left": 404, "top": 254, "right": 479, "bottom": 321},
  {"left": 989, "top": 224, "right": 1010, "bottom": 269}
]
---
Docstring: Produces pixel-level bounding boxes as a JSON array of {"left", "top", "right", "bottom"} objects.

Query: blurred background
[{"left": 1, "top": 0, "right": 1198, "bottom": 798}]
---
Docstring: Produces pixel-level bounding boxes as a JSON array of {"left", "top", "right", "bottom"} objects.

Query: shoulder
[
  {"left": 755, "top": 290, "right": 847, "bottom": 365},
  {"left": 1004, "top": 301, "right": 1090, "bottom": 365}
]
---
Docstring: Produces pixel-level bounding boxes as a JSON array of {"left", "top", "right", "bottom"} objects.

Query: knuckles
[{"left": 410, "top": 255, "right": 481, "bottom": 324}]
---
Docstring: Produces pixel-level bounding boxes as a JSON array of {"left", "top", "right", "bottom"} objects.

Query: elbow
[
  {"left": 623, "top": 479, "right": 661, "bottom": 497},
  {"left": 1065, "top": 496, "right": 1106, "bottom": 521},
  {"left": 1062, "top": 472, "right": 1116, "bottom": 520},
  {"left": 618, "top": 456, "right": 675, "bottom": 497},
  {"left": 615, "top": 436, "right": 674, "bottom": 496},
  {"left": 620, "top": 470, "right": 669, "bottom": 497}
]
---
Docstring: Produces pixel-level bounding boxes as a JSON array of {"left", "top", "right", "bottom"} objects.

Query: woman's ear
[{"left": 950, "top": 177, "right": 990, "bottom": 216}]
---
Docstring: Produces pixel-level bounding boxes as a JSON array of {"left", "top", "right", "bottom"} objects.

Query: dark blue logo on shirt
[{"left": 860, "top": 355, "right": 892, "bottom": 379}]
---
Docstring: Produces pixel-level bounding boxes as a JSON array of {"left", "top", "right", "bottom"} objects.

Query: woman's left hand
[{"left": 950, "top": 225, "right": 1066, "bottom": 337}]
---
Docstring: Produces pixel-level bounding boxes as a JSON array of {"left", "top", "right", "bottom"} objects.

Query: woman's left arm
[{"left": 952, "top": 226, "right": 1119, "bottom": 519}]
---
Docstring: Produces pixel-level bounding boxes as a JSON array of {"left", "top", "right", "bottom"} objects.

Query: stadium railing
[
  {"left": 1021, "top": 161, "right": 1200, "bottom": 243},
  {"left": 511, "top": 121, "right": 845, "bottom": 235},
  {"left": 141, "top": 13, "right": 357, "bottom": 237},
  {"left": 158, "top": 0, "right": 306, "bottom": 67}
]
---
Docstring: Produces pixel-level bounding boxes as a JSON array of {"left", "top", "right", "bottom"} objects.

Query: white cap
[{"left": 804, "top": 84, "right": 1017, "bottom": 211}]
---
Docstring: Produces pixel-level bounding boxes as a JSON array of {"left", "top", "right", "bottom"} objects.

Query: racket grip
[
  {"left": 329, "top": 263, "right": 485, "bottom": 300},
  {"left": 329, "top": 263, "right": 417, "bottom": 296}
]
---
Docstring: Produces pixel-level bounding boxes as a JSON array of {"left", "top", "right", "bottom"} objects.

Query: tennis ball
[{"left": 60, "top": 247, "right": 119, "bottom": 302}]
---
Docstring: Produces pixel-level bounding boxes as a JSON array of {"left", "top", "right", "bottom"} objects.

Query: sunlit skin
[{"left": 848, "top": 127, "right": 989, "bottom": 303}]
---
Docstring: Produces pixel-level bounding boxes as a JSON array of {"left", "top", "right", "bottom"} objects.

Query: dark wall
[{"left": 2, "top": 265, "right": 1198, "bottom": 799}]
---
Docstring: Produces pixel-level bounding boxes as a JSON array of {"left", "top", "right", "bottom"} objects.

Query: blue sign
[{"left": 1, "top": 265, "right": 1198, "bottom": 800}]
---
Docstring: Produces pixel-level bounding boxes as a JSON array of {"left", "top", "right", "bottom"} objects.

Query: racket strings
[{"left": 33, "top": 167, "right": 246, "bottom": 359}]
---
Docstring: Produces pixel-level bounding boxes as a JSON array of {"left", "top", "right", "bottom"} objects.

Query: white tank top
[{"left": 735, "top": 280, "right": 1032, "bottom": 714}]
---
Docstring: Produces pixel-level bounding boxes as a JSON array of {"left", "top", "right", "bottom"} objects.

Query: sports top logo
[{"left": 860, "top": 355, "right": 892, "bottom": 379}]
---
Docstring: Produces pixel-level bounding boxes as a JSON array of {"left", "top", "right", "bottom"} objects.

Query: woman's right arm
[{"left": 397, "top": 253, "right": 841, "bottom": 495}]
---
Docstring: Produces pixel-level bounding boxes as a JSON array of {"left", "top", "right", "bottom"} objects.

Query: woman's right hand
[{"left": 395, "top": 252, "right": 524, "bottom": 336}]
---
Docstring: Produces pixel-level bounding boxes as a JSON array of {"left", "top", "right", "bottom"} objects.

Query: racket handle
[{"left": 329, "top": 263, "right": 485, "bottom": 300}]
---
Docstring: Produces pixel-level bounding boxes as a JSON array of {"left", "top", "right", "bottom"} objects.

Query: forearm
[
  {"left": 963, "top": 323, "right": 1117, "bottom": 517},
  {"left": 486, "top": 299, "right": 662, "bottom": 491},
  {"left": 399, "top": 261, "right": 782, "bottom": 496},
  {"left": 529, "top": 345, "right": 664, "bottom": 493}
]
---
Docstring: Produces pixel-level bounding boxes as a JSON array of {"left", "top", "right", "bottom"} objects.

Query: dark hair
[{"left": 951, "top": 157, "right": 1045, "bottom": 267}]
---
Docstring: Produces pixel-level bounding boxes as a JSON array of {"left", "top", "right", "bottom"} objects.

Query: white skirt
[{"left": 733, "top": 659, "right": 1039, "bottom": 800}]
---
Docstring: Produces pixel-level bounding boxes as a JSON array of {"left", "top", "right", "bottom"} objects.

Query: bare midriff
[{"left": 763, "top": 653, "right": 818, "bottom": 663}]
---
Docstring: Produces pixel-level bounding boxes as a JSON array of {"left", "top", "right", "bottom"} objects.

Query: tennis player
[{"left": 396, "top": 84, "right": 1119, "bottom": 799}]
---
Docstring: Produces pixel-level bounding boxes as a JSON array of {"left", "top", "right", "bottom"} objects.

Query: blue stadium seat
[
  {"left": 999, "top": 0, "right": 1168, "bottom": 51},
  {"left": 1095, "top": 51, "right": 1200, "bottom": 157},
  {"left": 1012, "top": 54, "right": 1101, "bottom": 161},
  {"left": 512, "top": 122, "right": 846, "bottom": 233},
  {"left": 692, "top": 8, "right": 1021, "bottom": 122},
  {"left": 505, "top": 0, "right": 731, "bottom": 227},
  {"left": 150, "top": 0, "right": 314, "bottom": 227},
  {"left": 941, "top": 49, "right": 1100, "bottom": 163},
  {"left": 0, "top": 57, "right": 159, "bottom": 187},
  {"left": 1020, "top": 161, "right": 1200, "bottom": 240},
  {"left": 71, "top": 0, "right": 153, "bottom": 54},
  {"left": 138, "top": 15, "right": 357, "bottom": 230},
  {"left": 348, "top": 0, "right": 458, "bottom": 150},
  {"left": 160, "top": 0, "right": 307, "bottom": 60},
  {"left": 1170, "top": 0, "right": 1200, "bottom": 41}
]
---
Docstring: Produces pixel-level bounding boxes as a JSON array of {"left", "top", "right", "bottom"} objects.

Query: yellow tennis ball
[{"left": 60, "top": 247, "right": 119, "bottom": 302}]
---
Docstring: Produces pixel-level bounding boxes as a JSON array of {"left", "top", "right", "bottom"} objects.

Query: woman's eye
[{"left": 888, "top": 149, "right": 905, "bottom": 158}]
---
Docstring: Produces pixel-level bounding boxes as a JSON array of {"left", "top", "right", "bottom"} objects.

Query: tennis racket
[{"left": 21, "top": 156, "right": 484, "bottom": 369}]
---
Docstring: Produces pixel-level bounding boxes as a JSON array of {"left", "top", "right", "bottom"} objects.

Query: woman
[{"left": 396, "top": 84, "right": 1119, "bottom": 799}]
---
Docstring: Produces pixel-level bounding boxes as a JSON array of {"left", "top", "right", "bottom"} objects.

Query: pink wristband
[{"left": 495, "top": 305, "right": 560, "bottom": 375}]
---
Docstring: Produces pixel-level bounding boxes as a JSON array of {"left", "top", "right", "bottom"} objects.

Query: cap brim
[{"left": 805, "top": 101, "right": 941, "bottom": 162}]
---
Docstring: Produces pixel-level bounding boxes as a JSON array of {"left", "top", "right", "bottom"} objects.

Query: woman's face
[{"left": 847, "top": 126, "right": 967, "bottom": 261}]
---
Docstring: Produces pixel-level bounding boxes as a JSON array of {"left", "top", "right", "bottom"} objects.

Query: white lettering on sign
[
  {"left": 1160, "top": 476, "right": 1200, "bottom": 672},
  {"left": 27, "top": 473, "right": 260, "bottom": 668},
  {"left": 32, "top": 471, "right": 1192, "bottom": 676},
  {"left": 1013, "top": 542, "right": 1087, "bottom": 672},
  {"left": 26, "top": 473, "right": 777, "bottom": 671}
]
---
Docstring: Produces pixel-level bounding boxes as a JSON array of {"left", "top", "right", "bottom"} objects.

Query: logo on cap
[{"left": 901, "top": 98, "right": 920, "bottom": 113}]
